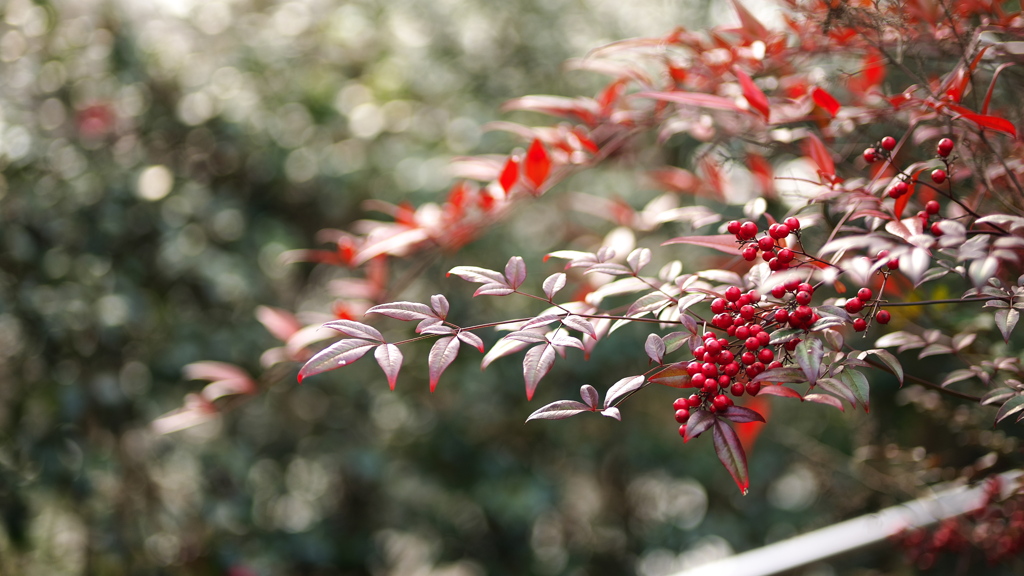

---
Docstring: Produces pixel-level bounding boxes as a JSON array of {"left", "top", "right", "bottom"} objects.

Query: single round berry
[
  {"left": 718, "top": 375, "right": 731, "bottom": 387},
  {"left": 931, "top": 222, "right": 943, "bottom": 236},
  {"left": 771, "top": 285, "right": 786, "bottom": 299},
  {"left": 748, "top": 324, "right": 763, "bottom": 335},
  {"left": 745, "top": 382, "right": 761, "bottom": 396},
  {"left": 741, "top": 351, "right": 756, "bottom": 365},
  {"left": 745, "top": 337, "right": 760, "bottom": 350},
  {"left": 880, "top": 136, "right": 897, "bottom": 151},
  {"left": 740, "top": 305, "right": 756, "bottom": 319},
  {"left": 784, "top": 216, "right": 801, "bottom": 230},
  {"left": 688, "top": 395, "right": 701, "bottom": 408},
  {"left": 724, "top": 362, "right": 740, "bottom": 376},
  {"left": 762, "top": 250, "right": 775, "bottom": 262},
  {"left": 798, "top": 283, "right": 814, "bottom": 295},
  {"left": 742, "top": 246, "right": 758, "bottom": 261},
  {"left": 931, "top": 168, "right": 947, "bottom": 184},
  {"left": 876, "top": 310, "right": 892, "bottom": 324},
  {"left": 774, "top": 309, "right": 789, "bottom": 323},
  {"left": 937, "top": 137, "right": 954, "bottom": 157},
  {"left": 853, "top": 318, "right": 868, "bottom": 331},
  {"left": 758, "top": 348, "right": 775, "bottom": 362},
  {"left": 725, "top": 286, "right": 742, "bottom": 302},
  {"left": 678, "top": 424, "right": 687, "bottom": 438},
  {"left": 731, "top": 383, "right": 745, "bottom": 397},
  {"left": 795, "top": 290, "right": 812, "bottom": 305},
  {"left": 674, "top": 397, "right": 689, "bottom": 410},
  {"left": 692, "top": 346, "right": 705, "bottom": 360},
  {"left": 777, "top": 248, "right": 794, "bottom": 263},
  {"left": 740, "top": 221, "right": 758, "bottom": 239},
  {"left": 713, "top": 395, "right": 730, "bottom": 410},
  {"left": 717, "top": 350, "right": 734, "bottom": 365},
  {"left": 857, "top": 287, "right": 873, "bottom": 301},
  {"left": 768, "top": 258, "right": 781, "bottom": 271},
  {"left": 703, "top": 380, "right": 718, "bottom": 394},
  {"left": 675, "top": 409, "right": 690, "bottom": 423},
  {"left": 705, "top": 339, "right": 722, "bottom": 355},
  {"left": 758, "top": 236, "right": 776, "bottom": 251},
  {"left": 784, "top": 339, "right": 800, "bottom": 351},
  {"left": 769, "top": 223, "right": 790, "bottom": 239},
  {"left": 845, "top": 297, "right": 864, "bottom": 313},
  {"left": 756, "top": 331, "right": 771, "bottom": 346},
  {"left": 887, "top": 258, "right": 900, "bottom": 270},
  {"left": 727, "top": 220, "right": 741, "bottom": 235},
  {"left": 925, "top": 200, "right": 940, "bottom": 215},
  {"left": 863, "top": 148, "right": 879, "bottom": 163},
  {"left": 734, "top": 325, "right": 750, "bottom": 340}
]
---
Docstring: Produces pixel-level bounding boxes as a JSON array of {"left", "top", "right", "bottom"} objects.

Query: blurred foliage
[{"left": 0, "top": 0, "right": 1021, "bottom": 575}]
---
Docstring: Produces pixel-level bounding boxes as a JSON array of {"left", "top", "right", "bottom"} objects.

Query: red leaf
[
  {"left": 810, "top": 87, "right": 840, "bottom": 116},
  {"left": 747, "top": 153, "right": 774, "bottom": 196},
  {"left": 804, "top": 393, "right": 845, "bottom": 412},
  {"left": 374, "top": 344, "right": 403, "bottom": 390},
  {"left": 255, "top": 306, "right": 302, "bottom": 342},
  {"left": 428, "top": 336, "right": 461, "bottom": 392},
  {"left": 636, "top": 91, "right": 743, "bottom": 112},
  {"left": 650, "top": 363, "right": 695, "bottom": 388},
  {"left": 894, "top": 169, "right": 926, "bottom": 219},
  {"left": 597, "top": 77, "right": 629, "bottom": 115},
  {"left": 523, "top": 139, "right": 551, "bottom": 190},
  {"left": 958, "top": 110, "right": 1017, "bottom": 137},
  {"left": 802, "top": 133, "right": 835, "bottom": 177},
  {"left": 499, "top": 156, "right": 518, "bottom": 195},
  {"left": 848, "top": 51, "right": 886, "bottom": 95},
  {"left": 523, "top": 343, "right": 556, "bottom": 400},
  {"left": 662, "top": 234, "right": 739, "bottom": 254},
  {"left": 735, "top": 395, "right": 770, "bottom": 453},
  {"left": 755, "top": 384, "right": 803, "bottom": 400},
  {"left": 713, "top": 420, "right": 750, "bottom": 494},
  {"left": 728, "top": 0, "right": 769, "bottom": 40},
  {"left": 944, "top": 46, "right": 989, "bottom": 103},
  {"left": 733, "top": 66, "right": 770, "bottom": 121}
]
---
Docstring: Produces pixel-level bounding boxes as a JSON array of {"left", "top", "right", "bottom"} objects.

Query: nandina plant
[{"left": 159, "top": 0, "right": 1024, "bottom": 510}]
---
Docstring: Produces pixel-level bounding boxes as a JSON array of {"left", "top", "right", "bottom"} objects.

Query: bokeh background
[{"left": 1, "top": 0, "right": 1021, "bottom": 574}]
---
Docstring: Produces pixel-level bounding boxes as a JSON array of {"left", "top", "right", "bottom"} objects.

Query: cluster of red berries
[
  {"left": 843, "top": 286, "right": 890, "bottom": 330},
  {"left": 863, "top": 135, "right": 896, "bottom": 164},
  {"left": 930, "top": 138, "right": 954, "bottom": 184},
  {"left": 726, "top": 217, "right": 801, "bottom": 271},
  {"left": 672, "top": 392, "right": 735, "bottom": 438}
]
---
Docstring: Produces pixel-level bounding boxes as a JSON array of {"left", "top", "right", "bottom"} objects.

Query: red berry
[
  {"left": 718, "top": 375, "right": 731, "bottom": 387},
  {"left": 762, "top": 250, "right": 776, "bottom": 263},
  {"left": 853, "top": 318, "right": 867, "bottom": 331},
  {"left": 691, "top": 373, "right": 705, "bottom": 387},
  {"left": 742, "top": 246, "right": 758, "bottom": 261},
  {"left": 756, "top": 331, "right": 771, "bottom": 346},
  {"left": 745, "top": 382, "right": 761, "bottom": 396},
  {"left": 725, "top": 286, "right": 742, "bottom": 302},
  {"left": 880, "top": 136, "right": 897, "bottom": 151},
  {"left": 731, "top": 383, "right": 745, "bottom": 396},
  {"left": 741, "top": 351, "right": 755, "bottom": 364},
  {"left": 705, "top": 339, "right": 722, "bottom": 354},
  {"left": 925, "top": 200, "right": 940, "bottom": 215},
  {"left": 713, "top": 395, "right": 729, "bottom": 410},
  {"left": 795, "top": 290, "right": 812, "bottom": 305},
  {"left": 784, "top": 216, "right": 800, "bottom": 230},
  {"left": 771, "top": 285, "right": 786, "bottom": 298},
  {"left": 688, "top": 395, "right": 701, "bottom": 408},
  {"left": 740, "top": 221, "right": 758, "bottom": 239},
  {"left": 777, "top": 248, "right": 794, "bottom": 263},
  {"left": 735, "top": 325, "right": 750, "bottom": 339},
  {"left": 727, "top": 220, "right": 741, "bottom": 235},
  {"left": 784, "top": 278, "right": 801, "bottom": 291},
  {"left": 937, "top": 137, "right": 954, "bottom": 157},
  {"left": 931, "top": 168, "right": 947, "bottom": 184},
  {"left": 692, "top": 346, "right": 705, "bottom": 359},
  {"left": 740, "top": 305, "right": 756, "bottom": 319},
  {"left": 724, "top": 362, "right": 740, "bottom": 376},
  {"left": 888, "top": 181, "right": 909, "bottom": 198},
  {"left": 744, "top": 337, "right": 760, "bottom": 350},
  {"left": 678, "top": 424, "right": 687, "bottom": 438},
  {"left": 673, "top": 397, "right": 689, "bottom": 410},
  {"left": 774, "top": 309, "right": 789, "bottom": 323},
  {"left": 758, "top": 236, "right": 776, "bottom": 251},
  {"left": 767, "top": 258, "right": 781, "bottom": 271},
  {"left": 857, "top": 287, "right": 873, "bottom": 301},
  {"left": 863, "top": 147, "right": 879, "bottom": 163},
  {"left": 931, "top": 222, "right": 943, "bottom": 236},
  {"left": 758, "top": 348, "right": 775, "bottom": 362},
  {"left": 675, "top": 409, "right": 690, "bottom": 423},
  {"left": 703, "top": 380, "right": 718, "bottom": 394},
  {"left": 797, "top": 283, "right": 814, "bottom": 295},
  {"left": 717, "top": 350, "right": 734, "bottom": 365},
  {"left": 711, "top": 298, "right": 727, "bottom": 313},
  {"left": 887, "top": 258, "right": 900, "bottom": 270},
  {"left": 702, "top": 363, "right": 718, "bottom": 377},
  {"left": 876, "top": 310, "right": 891, "bottom": 324},
  {"left": 784, "top": 339, "right": 800, "bottom": 351},
  {"left": 748, "top": 324, "right": 763, "bottom": 335},
  {"left": 845, "top": 298, "right": 864, "bottom": 313},
  {"left": 768, "top": 361, "right": 782, "bottom": 369},
  {"left": 769, "top": 223, "right": 790, "bottom": 239}
]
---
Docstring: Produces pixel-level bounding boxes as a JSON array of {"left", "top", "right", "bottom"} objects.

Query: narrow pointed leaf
[
  {"left": 733, "top": 65, "right": 769, "bottom": 120},
  {"left": 752, "top": 367, "right": 808, "bottom": 384},
  {"left": 481, "top": 338, "right": 529, "bottom": 370},
  {"left": 684, "top": 410, "right": 715, "bottom": 443},
  {"left": 526, "top": 400, "right": 592, "bottom": 421},
  {"left": 868, "top": 348, "right": 903, "bottom": 384},
  {"left": 713, "top": 420, "right": 749, "bottom": 494},
  {"left": 366, "top": 301, "right": 436, "bottom": 321},
  {"left": 457, "top": 331, "right": 485, "bottom": 352},
  {"left": 523, "top": 139, "right": 551, "bottom": 188},
  {"left": 720, "top": 405, "right": 766, "bottom": 424},
  {"left": 499, "top": 156, "right": 518, "bottom": 194},
  {"left": 995, "top": 395, "right": 1024, "bottom": 423},
  {"left": 815, "top": 377, "right": 857, "bottom": 408},
  {"left": 663, "top": 331, "right": 690, "bottom": 353},
  {"left": 549, "top": 335, "right": 584, "bottom": 350},
  {"left": 542, "top": 273, "right": 567, "bottom": 300},
  {"left": 840, "top": 369, "right": 870, "bottom": 412},
  {"left": 523, "top": 344, "right": 556, "bottom": 400},
  {"left": 298, "top": 339, "right": 377, "bottom": 381},
  {"left": 627, "top": 248, "right": 652, "bottom": 274},
  {"left": 811, "top": 86, "right": 840, "bottom": 116},
  {"left": 755, "top": 385, "right": 803, "bottom": 400},
  {"left": 627, "top": 292, "right": 671, "bottom": 316},
  {"left": 650, "top": 363, "right": 694, "bottom": 388},
  {"left": 580, "top": 384, "right": 600, "bottom": 409},
  {"left": 474, "top": 283, "right": 515, "bottom": 296},
  {"left": 794, "top": 339, "right": 823, "bottom": 385},
  {"left": 605, "top": 375, "right": 646, "bottom": 408},
  {"left": 374, "top": 344, "right": 403, "bottom": 390},
  {"left": 662, "top": 234, "right": 740, "bottom": 254},
  {"left": 448, "top": 266, "right": 508, "bottom": 285},
  {"left": 428, "top": 336, "right": 461, "bottom": 392},
  {"left": 562, "top": 315, "right": 596, "bottom": 338},
  {"left": 324, "top": 320, "right": 384, "bottom": 342},
  {"left": 803, "top": 133, "right": 835, "bottom": 177},
  {"left": 804, "top": 393, "right": 845, "bottom": 411},
  {"left": 504, "top": 331, "right": 549, "bottom": 344}
]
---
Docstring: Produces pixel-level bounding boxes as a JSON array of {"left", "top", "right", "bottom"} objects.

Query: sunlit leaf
[
  {"left": 605, "top": 375, "right": 646, "bottom": 408},
  {"left": 428, "top": 336, "right": 461, "bottom": 392},
  {"left": 324, "top": 320, "right": 384, "bottom": 342},
  {"left": 523, "top": 343, "right": 556, "bottom": 400},
  {"left": 526, "top": 400, "right": 592, "bottom": 421},
  {"left": 298, "top": 339, "right": 377, "bottom": 382},
  {"left": 374, "top": 344, "right": 403, "bottom": 390}
]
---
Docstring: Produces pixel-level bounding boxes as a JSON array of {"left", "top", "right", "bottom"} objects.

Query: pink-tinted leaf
[
  {"left": 663, "top": 331, "right": 690, "bottom": 353},
  {"left": 601, "top": 407, "right": 621, "bottom": 420},
  {"left": 815, "top": 377, "right": 857, "bottom": 408},
  {"left": 151, "top": 394, "right": 217, "bottom": 435},
  {"left": 755, "top": 384, "right": 803, "bottom": 400},
  {"left": 419, "top": 324, "right": 455, "bottom": 336},
  {"left": 636, "top": 91, "right": 743, "bottom": 112},
  {"left": 523, "top": 343, "right": 556, "bottom": 400},
  {"left": 627, "top": 248, "right": 652, "bottom": 274},
  {"left": 523, "top": 314, "right": 564, "bottom": 330},
  {"left": 751, "top": 367, "right": 807, "bottom": 384},
  {"left": 366, "top": 301, "right": 436, "bottom": 321},
  {"left": 542, "top": 273, "right": 566, "bottom": 300},
  {"left": 505, "top": 331, "right": 549, "bottom": 344},
  {"left": 627, "top": 293, "right": 670, "bottom": 317},
  {"left": 457, "top": 331, "right": 485, "bottom": 352},
  {"left": 995, "top": 308, "right": 1020, "bottom": 343},
  {"left": 526, "top": 400, "right": 592, "bottom": 421},
  {"left": 794, "top": 338, "right": 823, "bottom": 385},
  {"left": 733, "top": 66, "right": 770, "bottom": 121},
  {"left": 201, "top": 377, "right": 257, "bottom": 402},
  {"left": 584, "top": 263, "right": 633, "bottom": 276},
  {"left": 811, "top": 87, "right": 840, "bottom": 116},
  {"left": 504, "top": 256, "right": 526, "bottom": 289},
  {"left": 804, "top": 393, "right": 845, "bottom": 412},
  {"left": 662, "top": 234, "right": 739, "bottom": 254},
  {"left": 430, "top": 294, "right": 450, "bottom": 319},
  {"left": 474, "top": 283, "right": 516, "bottom": 297},
  {"left": 428, "top": 336, "right": 461, "bottom": 392},
  {"left": 684, "top": 409, "right": 715, "bottom": 443},
  {"left": 650, "top": 363, "right": 694, "bottom": 388},
  {"left": 719, "top": 405, "right": 766, "bottom": 424},
  {"left": 448, "top": 266, "right": 507, "bottom": 285},
  {"left": 713, "top": 420, "right": 749, "bottom": 494},
  {"left": 499, "top": 156, "right": 518, "bottom": 194},
  {"left": 255, "top": 306, "right": 302, "bottom": 341},
  {"left": 605, "top": 375, "right": 646, "bottom": 408},
  {"left": 324, "top": 320, "right": 384, "bottom": 342},
  {"left": 645, "top": 334, "right": 666, "bottom": 363},
  {"left": 184, "top": 361, "right": 251, "bottom": 384},
  {"left": 298, "top": 339, "right": 377, "bottom": 382},
  {"left": 481, "top": 338, "right": 529, "bottom": 370},
  {"left": 501, "top": 95, "right": 600, "bottom": 123},
  {"left": 549, "top": 335, "right": 584, "bottom": 350},
  {"left": 374, "top": 343, "right": 403, "bottom": 390},
  {"left": 524, "top": 139, "right": 551, "bottom": 189},
  {"left": 802, "top": 133, "right": 835, "bottom": 177},
  {"left": 580, "top": 384, "right": 600, "bottom": 409},
  {"left": 562, "top": 315, "right": 596, "bottom": 338},
  {"left": 416, "top": 318, "right": 444, "bottom": 333}
]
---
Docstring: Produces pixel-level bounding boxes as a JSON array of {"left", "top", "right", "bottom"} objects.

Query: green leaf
[
  {"left": 995, "top": 395, "right": 1024, "bottom": 424},
  {"left": 840, "top": 369, "right": 870, "bottom": 412},
  {"left": 713, "top": 420, "right": 749, "bottom": 495},
  {"left": 995, "top": 308, "right": 1019, "bottom": 342},
  {"left": 868, "top": 349, "right": 903, "bottom": 385},
  {"left": 794, "top": 338, "right": 823, "bottom": 385},
  {"left": 768, "top": 328, "right": 803, "bottom": 345},
  {"left": 816, "top": 377, "right": 857, "bottom": 407}
]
